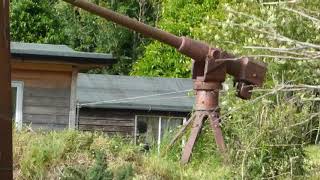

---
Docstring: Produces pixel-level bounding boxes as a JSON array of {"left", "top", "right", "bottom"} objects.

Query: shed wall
[
  {"left": 78, "top": 108, "right": 189, "bottom": 135},
  {"left": 12, "top": 61, "right": 73, "bottom": 130}
]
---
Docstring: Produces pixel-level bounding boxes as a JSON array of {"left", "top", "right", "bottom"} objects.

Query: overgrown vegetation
[
  {"left": 11, "top": 0, "right": 320, "bottom": 179},
  {"left": 13, "top": 87, "right": 320, "bottom": 179},
  {"left": 13, "top": 129, "right": 231, "bottom": 179},
  {"left": 132, "top": 0, "right": 320, "bottom": 83}
]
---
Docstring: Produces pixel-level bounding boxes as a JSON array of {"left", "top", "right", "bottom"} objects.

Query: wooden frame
[{"left": 11, "top": 81, "right": 24, "bottom": 130}]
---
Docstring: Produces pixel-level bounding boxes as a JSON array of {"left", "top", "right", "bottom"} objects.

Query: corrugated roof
[
  {"left": 11, "top": 42, "right": 115, "bottom": 65},
  {"left": 77, "top": 73, "right": 195, "bottom": 112}
]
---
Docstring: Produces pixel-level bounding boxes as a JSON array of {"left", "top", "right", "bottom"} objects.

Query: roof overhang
[
  {"left": 10, "top": 42, "right": 116, "bottom": 66},
  {"left": 80, "top": 103, "right": 193, "bottom": 113}
]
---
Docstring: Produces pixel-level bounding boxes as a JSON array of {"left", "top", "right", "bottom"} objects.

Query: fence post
[{"left": 0, "top": 0, "right": 13, "bottom": 179}]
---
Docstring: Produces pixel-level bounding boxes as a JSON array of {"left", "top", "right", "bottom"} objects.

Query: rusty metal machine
[
  {"left": 62, "top": 0, "right": 267, "bottom": 164},
  {"left": 64, "top": 0, "right": 267, "bottom": 164},
  {"left": 0, "top": 0, "right": 13, "bottom": 179}
]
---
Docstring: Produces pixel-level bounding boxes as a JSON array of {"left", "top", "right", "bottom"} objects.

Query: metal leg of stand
[
  {"left": 181, "top": 113, "right": 205, "bottom": 164},
  {"left": 208, "top": 113, "right": 226, "bottom": 154},
  {"left": 168, "top": 113, "right": 196, "bottom": 148}
]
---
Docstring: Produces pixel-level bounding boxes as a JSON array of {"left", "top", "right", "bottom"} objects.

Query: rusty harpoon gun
[{"left": 62, "top": 0, "right": 267, "bottom": 164}]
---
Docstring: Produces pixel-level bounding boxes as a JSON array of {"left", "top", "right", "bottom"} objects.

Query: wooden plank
[
  {"left": 24, "top": 106, "right": 69, "bottom": 116},
  {"left": 24, "top": 96, "right": 69, "bottom": 107},
  {"left": 81, "top": 130, "right": 132, "bottom": 136},
  {"left": 24, "top": 87, "right": 70, "bottom": 98},
  {"left": 11, "top": 69, "right": 72, "bottom": 88},
  {"left": 79, "top": 125, "right": 134, "bottom": 133},
  {"left": 11, "top": 61, "right": 73, "bottom": 72},
  {"left": 79, "top": 113, "right": 134, "bottom": 120},
  {"left": 79, "top": 109, "right": 135, "bottom": 117},
  {"left": 78, "top": 109, "right": 190, "bottom": 135},
  {"left": 24, "top": 114, "right": 69, "bottom": 125},
  {"left": 79, "top": 120, "right": 134, "bottom": 127},
  {"left": 79, "top": 116, "right": 134, "bottom": 121},
  {"left": 28, "top": 123, "right": 67, "bottom": 131}
]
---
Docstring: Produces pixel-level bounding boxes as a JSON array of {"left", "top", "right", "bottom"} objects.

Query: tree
[
  {"left": 132, "top": 0, "right": 320, "bottom": 85},
  {"left": 131, "top": 0, "right": 221, "bottom": 77},
  {"left": 10, "top": 0, "right": 161, "bottom": 75},
  {"left": 10, "top": 0, "right": 66, "bottom": 44}
]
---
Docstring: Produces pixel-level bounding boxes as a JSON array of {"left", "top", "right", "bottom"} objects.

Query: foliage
[
  {"left": 131, "top": 0, "right": 222, "bottom": 77},
  {"left": 132, "top": 0, "right": 320, "bottom": 84},
  {"left": 113, "top": 163, "right": 134, "bottom": 180},
  {"left": 10, "top": 0, "right": 161, "bottom": 74},
  {"left": 10, "top": 0, "right": 67, "bottom": 44},
  {"left": 62, "top": 151, "right": 113, "bottom": 180},
  {"left": 13, "top": 130, "right": 231, "bottom": 179},
  {"left": 304, "top": 145, "right": 320, "bottom": 178},
  {"left": 196, "top": 0, "right": 320, "bottom": 85},
  {"left": 221, "top": 90, "right": 312, "bottom": 178}
]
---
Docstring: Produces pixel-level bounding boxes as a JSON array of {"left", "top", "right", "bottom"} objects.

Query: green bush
[
  {"left": 114, "top": 164, "right": 134, "bottom": 180},
  {"left": 61, "top": 151, "right": 113, "bottom": 180}
]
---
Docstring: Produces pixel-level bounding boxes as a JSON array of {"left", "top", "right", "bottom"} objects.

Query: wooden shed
[
  {"left": 77, "top": 74, "right": 194, "bottom": 148},
  {"left": 10, "top": 42, "right": 115, "bottom": 130}
]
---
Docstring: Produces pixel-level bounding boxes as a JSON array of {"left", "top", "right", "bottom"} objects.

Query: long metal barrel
[
  {"left": 62, "top": 0, "right": 210, "bottom": 61},
  {"left": 64, "top": 0, "right": 182, "bottom": 48}
]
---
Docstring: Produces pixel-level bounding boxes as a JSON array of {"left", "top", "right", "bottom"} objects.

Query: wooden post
[
  {"left": 69, "top": 67, "right": 78, "bottom": 129},
  {"left": 0, "top": 0, "right": 13, "bottom": 179}
]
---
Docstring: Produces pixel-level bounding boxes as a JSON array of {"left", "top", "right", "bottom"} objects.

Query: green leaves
[
  {"left": 132, "top": 0, "right": 220, "bottom": 77},
  {"left": 10, "top": 0, "right": 67, "bottom": 44},
  {"left": 10, "top": 0, "right": 161, "bottom": 75},
  {"left": 133, "top": 0, "right": 320, "bottom": 85}
]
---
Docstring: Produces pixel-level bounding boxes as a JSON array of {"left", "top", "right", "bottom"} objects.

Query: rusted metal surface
[
  {"left": 0, "top": 0, "right": 13, "bottom": 179},
  {"left": 181, "top": 112, "right": 205, "bottom": 164},
  {"left": 62, "top": 0, "right": 268, "bottom": 164},
  {"left": 208, "top": 112, "right": 226, "bottom": 154},
  {"left": 194, "top": 90, "right": 219, "bottom": 111},
  {"left": 168, "top": 114, "right": 196, "bottom": 147},
  {"left": 181, "top": 81, "right": 226, "bottom": 164},
  {"left": 227, "top": 57, "right": 267, "bottom": 87}
]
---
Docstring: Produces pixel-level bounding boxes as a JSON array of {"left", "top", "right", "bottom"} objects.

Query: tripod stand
[{"left": 169, "top": 81, "right": 226, "bottom": 164}]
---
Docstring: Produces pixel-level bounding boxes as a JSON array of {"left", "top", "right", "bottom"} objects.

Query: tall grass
[{"left": 13, "top": 89, "right": 320, "bottom": 179}]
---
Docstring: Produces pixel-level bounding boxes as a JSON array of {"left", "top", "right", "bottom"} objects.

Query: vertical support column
[
  {"left": 157, "top": 116, "right": 162, "bottom": 154},
  {"left": 69, "top": 67, "right": 78, "bottom": 130},
  {"left": 0, "top": 0, "right": 13, "bottom": 179},
  {"left": 134, "top": 115, "right": 138, "bottom": 144}
]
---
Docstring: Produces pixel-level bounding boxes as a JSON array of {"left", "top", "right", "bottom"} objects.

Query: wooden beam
[
  {"left": 0, "top": 0, "right": 13, "bottom": 179},
  {"left": 68, "top": 67, "right": 78, "bottom": 129},
  {"left": 11, "top": 60, "right": 73, "bottom": 72}
]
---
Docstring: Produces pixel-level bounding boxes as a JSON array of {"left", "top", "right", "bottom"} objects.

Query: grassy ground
[
  {"left": 13, "top": 129, "right": 232, "bottom": 180},
  {"left": 13, "top": 129, "right": 319, "bottom": 180}
]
